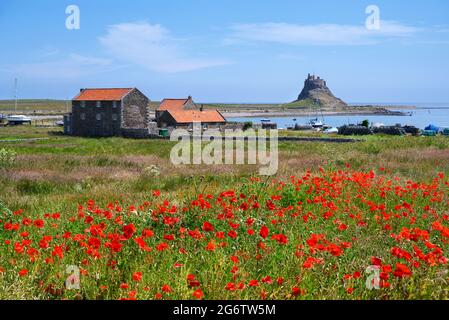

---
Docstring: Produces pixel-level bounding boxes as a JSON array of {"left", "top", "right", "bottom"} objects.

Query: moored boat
[
  {"left": 7, "top": 115, "right": 32, "bottom": 125},
  {"left": 308, "top": 118, "right": 323, "bottom": 128}
]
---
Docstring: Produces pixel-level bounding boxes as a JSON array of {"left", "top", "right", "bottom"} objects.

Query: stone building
[
  {"left": 64, "top": 88, "right": 150, "bottom": 137},
  {"left": 156, "top": 96, "right": 226, "bottom": 128}
]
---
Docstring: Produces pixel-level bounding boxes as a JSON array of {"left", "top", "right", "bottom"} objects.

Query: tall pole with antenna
[{"left": 14, "top": 78, "right": 18, "bottom": 113}]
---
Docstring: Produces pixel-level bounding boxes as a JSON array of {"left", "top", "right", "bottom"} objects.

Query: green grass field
[
  {"left": 1, "top": 126, "right": 449, "bottom": 299},
  {"left": 1, "top": 126, "right": 449, "bottom": 213}
]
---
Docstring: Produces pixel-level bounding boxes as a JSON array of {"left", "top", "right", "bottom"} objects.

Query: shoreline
[{"left": 222, "top": 109, "right": 412, "bottom": 118}]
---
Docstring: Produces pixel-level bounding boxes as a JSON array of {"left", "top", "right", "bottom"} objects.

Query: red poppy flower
[
  {"left": 227, "top": 230, "right": 237, "bottom": 239},
  {"left": 206, "top": 240, "right": 216, "bottom": 251},
  {"left": 142, "top": 229, "right": 154, "bottom": 238},
  {"left": 156, "top": 242, "right": 169, "bottom": 252},
  {"left": 259, "top": 225, "right": 269, "bottom": 239},
  {"left": 202, "top": 221, "right": 214, "bottom": 232},
  {"left": 192, "top": 289, "right": 203, "bottom": 300},
  {"left": 248, "top": 279, "right": 259, "bottom": 287},
  {"left": 164, "top": 234, "right": 175, "bottom": 241},
  {"left": 132, "top": 272, "right": 142, "bottom": 282},
  {"left": 292, "top": 287, "right": 304, "bottom": 297},
  {"left": 18, "top": 269, "right": 28, "bottom": 277},
  {"left": 271, "top": 233, "right": 288, "bottom": 245},
  {"left": 33, "top": 219, "right": 44, "bottom": 228},
  {"left": 393, "top": 263, "right": 412, "bottom": 278},
  {"left": 371, "top": 257, "right": 382, "bottom": 266},
  {"left": 152, "top": 190, "right": 161, "bottom": 197},
  {"left": 161, "top": 284, "right": 172, "bottom": 293},
  {"left": 120, "top": 283, "right": 129, "bottom": 289},
  {"left": 262, "top": 276, "right": 272, "bottom": 284}
]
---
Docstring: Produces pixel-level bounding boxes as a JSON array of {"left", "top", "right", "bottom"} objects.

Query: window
[
  {"left": 112, "top": 114, "right": 118, "bottom": 121},
  {"left": 80, "top": 101, "right": 85, "bottom": 108},
  {"left": 113, "top": 101, "right": 117, "bottom": 108},
  {"left": 96, "top": 113, "right": 102, "bottom": 121},
  {"left": 96, "top": 101, "right": 101, "bottom": 108},
  {"left": 80, "top": 113, "right": 86, "bottom": 120}
]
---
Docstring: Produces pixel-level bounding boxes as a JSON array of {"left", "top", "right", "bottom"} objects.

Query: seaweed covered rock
[
  {"left": 403, "top": 125, "right": 421, "bottom": 136},
  {"left": 338, "top": 125, "right": 373, "bottom": 135},
  {"left": 372, "top": 126, "right": 406, "bottom": 135}
]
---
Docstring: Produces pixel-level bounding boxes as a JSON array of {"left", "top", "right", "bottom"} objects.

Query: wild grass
[
  {"left": 1, "top": 126, "right": 449, "bottom": 213},
  {"left": 1, "top": 126, "right": 449, "bottom": 299}
]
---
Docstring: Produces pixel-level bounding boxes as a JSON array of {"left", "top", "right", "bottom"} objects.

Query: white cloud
[
  {"left": 99, "top": 21, "right": 231, "bottom": 73},
  {"left": 0, "top": 53, "right": 115, "bottom": 79},
  {"left": 226, "top": 21, "right": 421, "bottom": 46}
]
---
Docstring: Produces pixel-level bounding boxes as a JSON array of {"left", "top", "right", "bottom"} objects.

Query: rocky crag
[{"left": 293, "top": 74, "right": 348, "bottom": 109}]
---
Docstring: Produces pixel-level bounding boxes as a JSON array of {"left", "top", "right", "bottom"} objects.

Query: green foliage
[
  {"left": 0, "top": 147, "right": 16, "bottom": 167},
  {"left": 242, "top": 121, "right": 253, "bottom": 131},
  {"left": 0, "top": 200, "right": 12, "bottom": 216},
  {"left": 16, "top": 179, "right": 56, "bottom": 195}
]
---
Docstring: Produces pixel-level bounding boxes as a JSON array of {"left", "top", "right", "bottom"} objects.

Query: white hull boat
[{"left": 7, "top": 115, "right": 32, "bottom": 125}]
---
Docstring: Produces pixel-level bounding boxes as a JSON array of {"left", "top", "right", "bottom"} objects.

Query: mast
[{"left": 14, "top": 78, "right": 18, "bottom": 113}]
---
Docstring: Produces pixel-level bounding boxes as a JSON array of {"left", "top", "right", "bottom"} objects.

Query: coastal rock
[{"left": 293, "top": 74, "right": 348, "bottom": 109}]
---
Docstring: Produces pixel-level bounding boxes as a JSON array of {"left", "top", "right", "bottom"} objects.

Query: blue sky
[{"left": 0, "top": 0, "right": 448, "bottom": 103}]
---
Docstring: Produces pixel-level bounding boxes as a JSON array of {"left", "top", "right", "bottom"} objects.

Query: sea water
[{"left": 229, "top": 103, "right": 449, "bottom": 130}]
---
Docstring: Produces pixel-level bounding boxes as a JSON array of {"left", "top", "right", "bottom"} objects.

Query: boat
[
  {"left": 425, "top": 124, "right": 441, "bottom": 133},
  {"left": 372, "top": 122, "right": 384, "bottom": 128},
  {"left": 5, "top": 79, "right": 31, "bottom": 126},
  {"left": 7, "top": 115, "right": 32, "bottom": 125},
  {"left": 308, "top": 118, "right": 323, "bottom": 128},
  {"left": 324, "top": 127, "right": 338, "bottom": 134},
  {"left": 260, "top": 118, "right": 271, "bottom": 123}
]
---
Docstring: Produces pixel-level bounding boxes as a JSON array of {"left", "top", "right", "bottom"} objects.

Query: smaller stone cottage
[
  {"left": 64, "top": 88, "right": 150, "bottom": 137},
  {"left": 156, "top": 96, "right": 226, "bottom": 128}
]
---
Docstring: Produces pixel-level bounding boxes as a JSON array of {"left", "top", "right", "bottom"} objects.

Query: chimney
[
  {"left": 200, "top": 104, "right": 204, "bottom": 111},
  {"left": 80, "top": 88, "right": 84, "bottom": 92}
]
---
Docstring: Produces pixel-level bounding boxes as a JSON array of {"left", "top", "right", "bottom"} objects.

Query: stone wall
[
  {"left": 63, "top": 114, "right": 73, "bottom": 135},
  {"left": 71, "top": 100, "right": 121, "bottom": 137},
  {"left": 121, "top": 89, "right": 150, "bottom": 129},
  {"left": 121, "top": 128, "right": 150, "bottom": 139},
  {"left": 183, "top": 98, "right": 197, "bottom": 110}
]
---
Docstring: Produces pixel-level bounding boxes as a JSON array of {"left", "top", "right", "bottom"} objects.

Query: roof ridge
[{"left": 81, "top": 88, "right": 134, "bottom": 90}]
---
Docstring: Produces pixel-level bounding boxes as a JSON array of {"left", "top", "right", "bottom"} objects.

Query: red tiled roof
[
  {"left": 157, "top": 98, "right": 189, "bottom": 111},
  {"left": 73, "top": 88, "right": 134, "bottom": 101},
  {"left": 167, "top": 110, "right": 226, "bottom": 123}
]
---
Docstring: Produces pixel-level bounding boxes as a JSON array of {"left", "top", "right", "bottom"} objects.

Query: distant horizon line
[{"left": 1, "top": 98, "right": 449, "bottom": 106}]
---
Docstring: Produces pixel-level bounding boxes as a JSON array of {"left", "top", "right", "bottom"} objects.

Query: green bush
[
  {"left": 242, "top": 122, "right": 253, "bottom": 131},
  {"left": 0, "top": 148, "right": 17, "bottom": 167}
]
